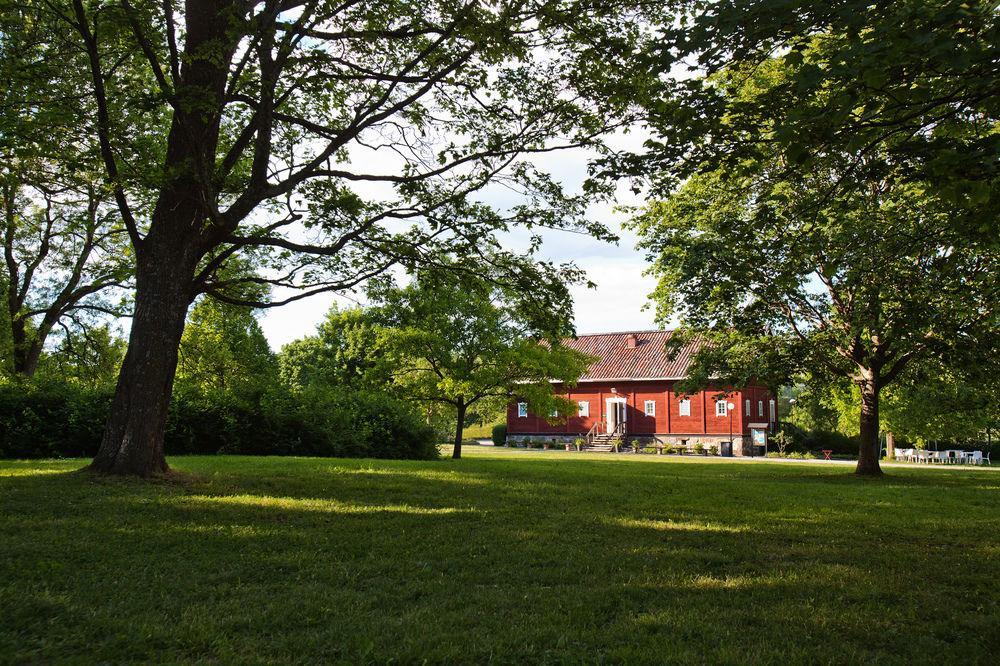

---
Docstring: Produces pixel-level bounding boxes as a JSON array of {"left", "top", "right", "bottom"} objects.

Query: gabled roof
[{"left": 561, "top": 330, "right": 698, "bottom": 381}]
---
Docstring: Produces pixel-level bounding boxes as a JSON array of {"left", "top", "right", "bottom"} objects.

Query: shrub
[
  {"left": 708, "top": 444, "right": 719, "bottom": 456},
  {"left": 694, "top": 442, "right": 706, "bottom": 455},
  {"left": 574, "top": 438, "right": 585, "bottom": 451},
  {"left": 492, "top": 424, "right": 507, "bottom": 447},
  {"left": 0, "top": 379, "right": 438, "bottom": 460},
  {"left": 0, "top": 379, "right": 109, "bottom": 459}
]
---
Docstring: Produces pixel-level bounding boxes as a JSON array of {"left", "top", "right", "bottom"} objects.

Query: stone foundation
[{"left": 505, "top": 433, "right": 751, "bottom": 456}]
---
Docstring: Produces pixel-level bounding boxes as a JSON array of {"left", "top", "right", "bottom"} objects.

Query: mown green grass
[{"left": 2, "top": 448, "right": 998, "bottom": 663}]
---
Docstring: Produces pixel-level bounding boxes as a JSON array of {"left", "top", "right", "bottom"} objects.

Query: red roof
[{"left": 562, "top": 330, "right": 697, "bottom": 381}]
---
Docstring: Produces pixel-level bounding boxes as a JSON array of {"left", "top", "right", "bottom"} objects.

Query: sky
[
  {"left": 257, "top": 136, "right": 662, "bottom": 350},
  {"left": 258, "top": 203, "right": 660, "bottom": 348}
]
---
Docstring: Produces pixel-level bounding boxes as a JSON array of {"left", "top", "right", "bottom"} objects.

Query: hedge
[{"left": 0, "top": 380, "right": 438, "bottom": 461}]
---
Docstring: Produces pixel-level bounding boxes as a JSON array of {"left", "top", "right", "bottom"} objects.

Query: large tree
[
  {"left": 28, "top": 0, "right": 650, "bottom": 475},
  {"left": 622, "top": 2, "right": 1000, "bottom": 476},
  {"left": 631, "top": 62, "right": 1000, "bottom": 474}
]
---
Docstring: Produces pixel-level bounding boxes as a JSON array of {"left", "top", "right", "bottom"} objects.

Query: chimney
[{"left": 626, "top": 334, "right": 637, "bottom": 348}]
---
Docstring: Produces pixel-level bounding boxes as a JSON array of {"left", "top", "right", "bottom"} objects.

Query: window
[
  {"left": 716, "top": 400, "right": 727, "bottom": 416},
  {"left": 578, "top": 401, "right": 589, "bottom": 417},
  {"left": 745, "top": 399, "right": 751, "bottom": 417},
  {"left": 769, "top": 399, "right": 776, "bottom": 422},
  {"left": 679, "top": 398, "right": 691, "bottom": 416},
  {"left": 549, "top": 408, "right": 558, "bottom": 417},
  {"left": 644, "top": 400, "right": 656, "bottom": 416},
  {"left": 517, "top": 402, "right": 528, "bottom": 418},
  {"left": 758, "top": 400, "right": 764, "bottom": 417}
]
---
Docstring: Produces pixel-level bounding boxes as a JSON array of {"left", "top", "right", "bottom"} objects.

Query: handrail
[
  {"left": 612, "top": 421, "right": 625, "bottom": 451},
  {"left": 585, "top": 421, "right": 601, "bottom": 447}
]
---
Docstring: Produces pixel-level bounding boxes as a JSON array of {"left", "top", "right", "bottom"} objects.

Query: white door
[{"left": 606, "top": 398, "right": 627, "bottom": 433}]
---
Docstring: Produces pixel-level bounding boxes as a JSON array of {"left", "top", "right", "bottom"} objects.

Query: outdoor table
[{"left": 822, "top": 449, "right": 833, "bottom": 460}]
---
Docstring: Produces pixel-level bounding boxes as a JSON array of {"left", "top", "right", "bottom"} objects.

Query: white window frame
[
  {"left": 769, "top": 399, "right": 776, "bottom": 422},
  {"left": 679, "top": 398, "right": 691, "bottom": 416},
  {"left": 716, "top": 400, "right": 727, "bottom": 417},
  {"left": 745, "top": 399, "right": 751, "bottom": 417},
  {"left": 549, "top": 407, "right": 558, "bottom": 418},
  {"left": 577, "top": 401, "right": 589, "bottom": 417},
  {"left": 758, "top": 400, "right": 764, "bottom": 417},
  {"left": 644, "top": 400, "right": 656, "bottom": 417},
  {"left": 517, "top": 402, "right": 528, "bottom": 418}
]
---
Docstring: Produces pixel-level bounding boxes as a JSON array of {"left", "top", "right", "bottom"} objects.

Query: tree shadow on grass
[{"left": 2, "top": 456, "right": 999, "bottom": 662}]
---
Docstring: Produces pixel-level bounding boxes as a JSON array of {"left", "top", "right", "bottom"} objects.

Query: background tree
[
  {"left": 37, "top": 323, "right": 126, "bottom": 388},
  {"left": 371, "top": 263, "right": 595, "bottom": 459},
  {"left": 23, "top": 0, "right": 653, "bottom": 475},
  {"left": 177, "top": 298, "right": 276, "bottom": 393},
  {"left": 619, "top": 1, "right": 1000, "bottom": 474},
  {"left": 631, "top": 55, "right": 1000, "bottom": 475},
  {"left": 0, "top": 3, "right": 132, "bottom": 377},
  {"left": 278, "top": 306, "right": 394, "bottom": 393}
]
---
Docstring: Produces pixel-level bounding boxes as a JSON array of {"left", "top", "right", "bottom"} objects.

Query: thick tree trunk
[
  {"left": 885, "top": 430, "right": 895, "bottom": 461},
  {"left": 9, "top": 317, "right": 35, "bottom": 376},
  {"left": 855, "top": 376, "right": 883, "bottom": 476},
  {"left": 452, "top": 401, "right": 466, "bottom": 459},
  {"left": 89, "top": 244, "right": 198, "bottom": 476}
]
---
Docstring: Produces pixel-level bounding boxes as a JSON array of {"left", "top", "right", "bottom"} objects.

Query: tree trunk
[
  {"left": 89, "top": 244, "right": 198, "bottom": 476},
  {"left": 9, "top": 316, "right": 34, "bottom": 376},
  {"left": 452, "top": 401, "right": 466, "bottom": 459},
  {"left": 855, "top": 376, "right": 883, "bottom": 476},
  {"left": 885, "top": 430, "right": 895, "bottom": 461}
]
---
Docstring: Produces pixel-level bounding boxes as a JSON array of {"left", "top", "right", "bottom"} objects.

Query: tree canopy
[
  {"left": 11, "top": 0, "right": 657, "bottom": 475},
  {"left": 630, "top": 49, "right": 1000, "bottom": 475}
]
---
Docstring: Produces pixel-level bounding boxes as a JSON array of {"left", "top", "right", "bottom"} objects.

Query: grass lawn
[{"left": 2, "top": 448, "right": 998, "bottom": 663}]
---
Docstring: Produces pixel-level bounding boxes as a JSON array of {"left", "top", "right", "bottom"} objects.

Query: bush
[
  {"left": 492, "top": 424, "right": 507, "bottom": 447},
  {"left": 694, "top": 442, "right": 706, "bottom": 455},
  {"left": 778, "top": 422, "right": 858, "bottom": 455},
  {"left": 708, "top": 444, "right": 719, "bottom": 456},
  {"left": 0, "top": 379, "right": 438, "bottom": 460},
  {"left": 0, "top": 379, "right": 109, "bottom": 458}
]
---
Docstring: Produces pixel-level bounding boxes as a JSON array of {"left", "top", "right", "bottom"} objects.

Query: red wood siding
[{"left": 507, "top": 381, "right": 772, "bottom": 436}]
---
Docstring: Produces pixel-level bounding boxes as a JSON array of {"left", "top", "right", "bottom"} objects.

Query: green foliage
[
  {"left": 491, "top": 424, "right": 507, "bottom": 448},
  {"left": 0, "top": 378, "right": 437, "bottom": 460},
  {"left": 631, "top": 43, "right": 1000, "bottom": 470},
  {"left": 177, "top": 298, "right": 277, "bottom": 393},
  {"left": 364, "top": 264, "right": 596, "bottom": 450},
  {"left": 0, "top": 379, "right": 109, "bottom": 458},
  {"left": 36, "top": 324, "right": 126, "bottom": 388},
  {"left": 777, "top": 422, "right": 859, "bottom": 457},
  {"left": 278, "top": 306, "right": 394, "bottom": 392}
]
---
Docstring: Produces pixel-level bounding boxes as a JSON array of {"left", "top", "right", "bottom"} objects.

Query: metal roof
[{"left": 561, "top": 330, "right": 698, "bottom": 381}]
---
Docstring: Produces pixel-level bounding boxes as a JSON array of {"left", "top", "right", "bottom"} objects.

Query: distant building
[{"left": 506, "top": 331, "right": 775, "bottom": 455}]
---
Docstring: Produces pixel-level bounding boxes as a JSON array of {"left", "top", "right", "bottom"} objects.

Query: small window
[
  {"left": 549, "top": 407, "right": 558, "bottom": 417},
  {"left": 578, "top": 401, "right": 589, "bottom": 417},
  {"left": 769, "top": 399, "right": 776, "bottom": 422},
  {"left": 517, "top": 402, "right": 528, "bottom": 418},
  {"left": 716, "top": 400, "right": 727, "bottom": 416},
  {"left": 679, "top": 398, "right": 691, "bottom": 416},
  {"left": 758, "top": 400, "right": 764, "bottom": 417},
  {"left": 644, "top": 400, "right": 656, "bottom": 416}
]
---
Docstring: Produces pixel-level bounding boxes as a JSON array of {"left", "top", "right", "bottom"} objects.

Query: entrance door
[{"left": 605, "top": 398, "right": 627, "bottom": 434}]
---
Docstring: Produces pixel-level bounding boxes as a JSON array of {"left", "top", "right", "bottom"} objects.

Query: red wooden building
[{"left": 506, "top": 331, "right": 775, "bottom": 455}]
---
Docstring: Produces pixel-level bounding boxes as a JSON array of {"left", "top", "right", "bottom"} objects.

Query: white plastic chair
[{"left": 968, "top": 451, "right": 983, "bottom": 466}]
